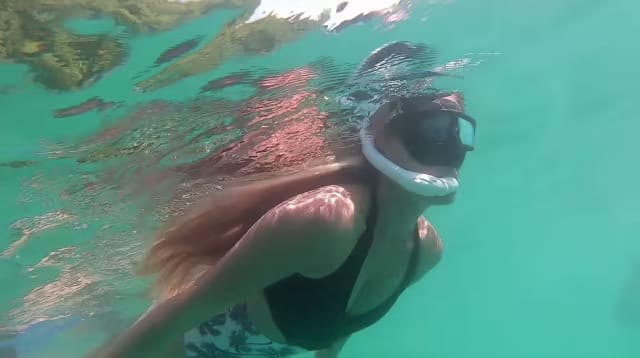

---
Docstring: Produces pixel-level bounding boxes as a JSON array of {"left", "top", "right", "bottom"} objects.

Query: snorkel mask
[{"left": 360, "top": 93, "right": 476, "bottom": 197}]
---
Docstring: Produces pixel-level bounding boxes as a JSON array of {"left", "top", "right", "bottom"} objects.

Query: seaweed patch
[
  {"left": 153, "top": 35, "right": 205, "bottom": 67},
  {"left": 199, "top": 71, "right": 253, "bottom": 94},
  {"left": 53, "top": 97, "right": 117, "bottom": 118}
]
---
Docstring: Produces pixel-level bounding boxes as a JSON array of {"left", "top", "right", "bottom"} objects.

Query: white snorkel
[
  {"left": 359, "top": 116, "right": 459, "bottom": 197},
  {"left": 339, "top": 86, "right": 462, "bottom": 198}
]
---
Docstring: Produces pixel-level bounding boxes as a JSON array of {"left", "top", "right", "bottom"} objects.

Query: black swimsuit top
[{"left": 263, "top": 195, "right": 421, "bottom": 351}]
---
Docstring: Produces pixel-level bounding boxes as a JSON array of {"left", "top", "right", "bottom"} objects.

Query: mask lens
[
  {"left": 391, "top": 110, "right": 474, "bottom": 168},
  {"left": 417, "top": 112, "right": 451, "bottom": 144},
  {"left": 457, "top": 116, "right": 475, "bottom": 150}
]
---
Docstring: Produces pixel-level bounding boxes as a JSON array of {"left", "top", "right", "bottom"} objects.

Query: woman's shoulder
[
  {"left": 279, "top": 183, "right": 371, "bottom": 224},
  {"left": 259, "top": 183, "right": 372, "bottom": 277}
]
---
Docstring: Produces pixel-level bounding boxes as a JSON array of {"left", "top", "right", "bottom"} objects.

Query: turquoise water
[{"left": 1, "top": 1, "right": 639, "bottom": 357}]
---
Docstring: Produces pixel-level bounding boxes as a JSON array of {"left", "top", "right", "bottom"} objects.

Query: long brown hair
[{"left": 138, "top": 155, "right": 374, "bottom": 299}]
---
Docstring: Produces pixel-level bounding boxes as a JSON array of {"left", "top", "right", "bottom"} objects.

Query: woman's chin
[
  {"left": 380, "top": 137, "right": 459, "bottom": 178},
  {"left": 395, "top": 151, "right": 459, "bottom": 178}
]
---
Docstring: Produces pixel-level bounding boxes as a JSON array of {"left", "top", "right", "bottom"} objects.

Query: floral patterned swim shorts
[{"left": 184, "top": 304, "right": 307, "bottom": 358}]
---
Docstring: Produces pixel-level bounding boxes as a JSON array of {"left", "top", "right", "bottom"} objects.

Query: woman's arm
[
  {"left": 93, "top": 186, "right": 362, "bottom": 358},
  {"left": 315, "top": 335, "right": 350, "bottom": 358}
]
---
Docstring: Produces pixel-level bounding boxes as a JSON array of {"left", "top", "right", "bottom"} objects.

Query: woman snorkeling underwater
[{"left": 93, "top": 40, "right": 478, "bottom": 358}]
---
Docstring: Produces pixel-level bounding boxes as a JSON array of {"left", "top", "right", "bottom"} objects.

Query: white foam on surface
[{"left": 244, "top": 0, "right": 401, "bottom": 31}]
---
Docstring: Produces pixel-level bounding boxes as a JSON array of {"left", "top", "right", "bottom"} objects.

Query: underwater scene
[{"left": 0, "top": 0, "right": 639, "bottom": 357}]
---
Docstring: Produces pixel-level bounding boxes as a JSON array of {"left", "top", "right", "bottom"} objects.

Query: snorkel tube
[
  {"left": 360, "top": 120, "right": 459, "bottom": 198},
  {"left": 359, "top": 95, "right": 465, "bottom": 197}
]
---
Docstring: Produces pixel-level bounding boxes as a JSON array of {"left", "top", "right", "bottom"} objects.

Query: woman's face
[
  {"left": 373, "top": 128, "right": 457, "bottom": 206},
  {"left": 374, "top": 117, "right": 459, "bottom": 179},
  {"left": 364, "top": 92, "right": 471, "bottom": 203},
  {"left": 374, "top": 92, "right": 467, "bottom": 178}
]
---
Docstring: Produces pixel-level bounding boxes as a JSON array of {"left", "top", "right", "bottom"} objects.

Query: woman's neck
[{"left": 372, "top": 176, "right": 431, "bottom": 241}]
